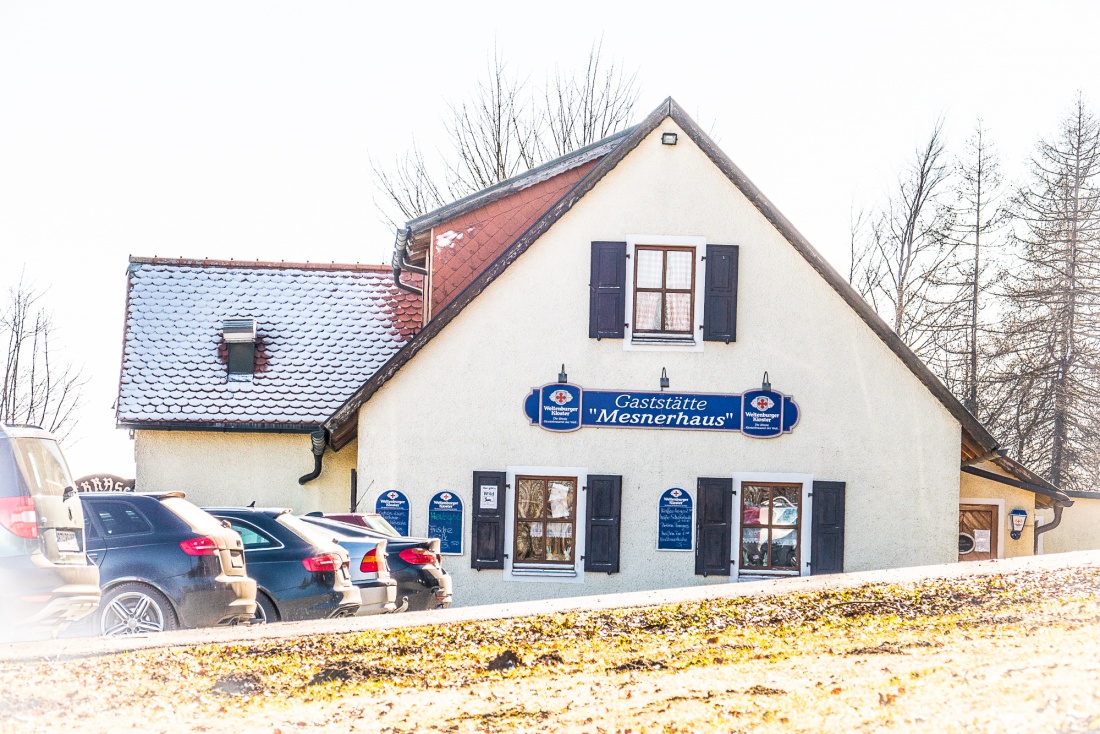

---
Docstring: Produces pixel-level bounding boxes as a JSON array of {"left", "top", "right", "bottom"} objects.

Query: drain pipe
[
  {"left": 392, "top": 227, "right": 425, "bottom": 296},
  {"left": 298, "top": 429, "right": 328, "bottom": 485},
  {"left": 1034, "top": 502, "right": 1070, "bottom": 554}
]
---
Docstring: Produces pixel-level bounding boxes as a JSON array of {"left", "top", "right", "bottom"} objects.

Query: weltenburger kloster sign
[{"left": 523, "top": 383, "right": 799, "bottom": 438}]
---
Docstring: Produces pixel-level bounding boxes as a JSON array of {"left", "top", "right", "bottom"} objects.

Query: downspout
[
  {"left": 298, "top": 428, "right": 328, "bottom": 485},
  {"left": 1034, "top": 502, "right": 1068, "bottom": 554},
  {"left": 392, "top": 226, "right": 425, "bottom": 296}
]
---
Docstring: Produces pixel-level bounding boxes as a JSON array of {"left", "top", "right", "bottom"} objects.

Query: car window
[
  {"left": 91, "top": 501, "right": 153, "bottom": 536},
  {"left": 364, "top": 514, "right": 401, "bottom": 536},
  {"left": 223, "top": 519, "right": 278, "bottom": 550},
  {"left": 279, "top": 513, "right": 339, "bottom": 548},
  {"left": 3, "top": 437, "right": 72, "bottom": 498}
]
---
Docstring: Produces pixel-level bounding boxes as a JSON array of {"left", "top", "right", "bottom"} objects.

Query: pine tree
[{"left": 990, "top": 94, "right": 1100, "bottom": 491}]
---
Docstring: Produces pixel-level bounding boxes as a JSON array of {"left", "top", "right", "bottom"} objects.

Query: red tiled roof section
[{"left": 429, "top": 161, "right": 598, "bottom": 319}]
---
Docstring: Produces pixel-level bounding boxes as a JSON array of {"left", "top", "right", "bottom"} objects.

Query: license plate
[
  {"left": 56, "top": 530, "right": 79, "bottom": 553},
  {"left": 230, "top": 551, "right": 244, "bottom": 569},
  {"left": 339, "top": 565, "right": 350, "bottom": 581}
]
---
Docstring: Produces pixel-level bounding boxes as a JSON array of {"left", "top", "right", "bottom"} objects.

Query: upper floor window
[{"left": 633, "top": 246, "right": 696, "bottom": 337}]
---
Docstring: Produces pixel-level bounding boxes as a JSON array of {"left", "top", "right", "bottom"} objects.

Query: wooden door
[{"left": 959, "top": 504, "right": 998, "bottom": 562}]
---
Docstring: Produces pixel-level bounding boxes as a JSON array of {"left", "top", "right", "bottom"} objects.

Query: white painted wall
[
  {"left": 1040, "top": 496, "right": 1100, "bottom": 554},
  {"left": 135, "top": 429, "right": 358, "bottom": 513},
  {"left": 357, "top": 119, "right": 962, "bottom": 607}
]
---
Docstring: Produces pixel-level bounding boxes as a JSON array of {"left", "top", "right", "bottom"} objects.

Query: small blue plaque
[
  {"left": 374, "top": 490, "right": 410, "bottom": 536},
  {"left": 428, "top": 491, "right": 463, "bottom": 555},
  {"left": 657, "top": 488, "right": 693, "bottom": 551}
]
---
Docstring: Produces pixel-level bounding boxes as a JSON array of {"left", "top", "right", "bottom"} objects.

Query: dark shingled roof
[{"left": 117, "top": 258, "right": 421, "bottom": 430}]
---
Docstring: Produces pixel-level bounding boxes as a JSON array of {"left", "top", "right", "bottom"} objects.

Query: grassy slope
[{"left": 2, "top": 566, "right": 1100, "bottom": 733}]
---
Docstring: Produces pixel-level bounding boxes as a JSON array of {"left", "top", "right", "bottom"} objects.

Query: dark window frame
[
  {"left": 513, "top": 475, "right": 578, "bottom": 566},
  {"left": 739, "top": 482, "right": 802, "bottom": 572},
  {"left": 632, "top": 244, "right": 697, "bottom": 336}
]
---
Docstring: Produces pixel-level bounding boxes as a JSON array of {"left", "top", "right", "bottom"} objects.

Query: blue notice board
[
  {"left": 657, "top": 488, "right": 693, "bottom": 551},
  {"left": 428, "top": 491, "right": 463, "bottom": 555},
  {"left": 375, "top": 490, "right": 410, "bottom": 537}
]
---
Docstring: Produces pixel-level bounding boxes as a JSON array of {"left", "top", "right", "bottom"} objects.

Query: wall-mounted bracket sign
[
  {"left": 375, "top": 490, "right": 410, "bottom": 537},
  {"left": 524, "top": 383, "right": 799, "bottom": 437},
  {"left": 657, "top": 488, "right": 693, "bottom": 551},
  {"left": 428, "top": 491, "right": 463, "bottom": 555}
]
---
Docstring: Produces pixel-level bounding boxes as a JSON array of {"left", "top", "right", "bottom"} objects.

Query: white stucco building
[{"left": 119, "top": 98, "right": 1084, "bottom": 608}]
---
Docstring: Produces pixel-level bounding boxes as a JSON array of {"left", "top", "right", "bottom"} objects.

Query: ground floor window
[
  {"left": 740, "top": 482, "right": 801, "bottom": 571},
  {"left": 514, "top": 475, "right": 577, "bottom": 565}
]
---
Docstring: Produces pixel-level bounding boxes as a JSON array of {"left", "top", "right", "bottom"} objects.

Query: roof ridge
[{"left": 128, "top": 257, "right": 393, "bottom": 273}]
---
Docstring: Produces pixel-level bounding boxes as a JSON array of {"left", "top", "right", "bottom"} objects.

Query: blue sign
[
  {"left": 657, "top": 488, "right": 693, "bottom": 551},
  {"left": 524, "top": 383, "right": 798, "bottom": 437},
  {"left": 374, "top": 490, "right": 410, "bottom": 536},
  {"left": 428, "top": 491, "right": 463, "bottom": 555},
  {"left": 742, "top": 389, "right": 785, "bottom": 439}
]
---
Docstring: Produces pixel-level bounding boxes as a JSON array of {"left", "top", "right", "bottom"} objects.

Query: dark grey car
[{"left": 0, "top": 425, "right": 100, "bottom": 635}]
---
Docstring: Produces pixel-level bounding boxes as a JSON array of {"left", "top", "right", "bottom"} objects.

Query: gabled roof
[
  {"left": 326, "top": 97, "right": 998, "bottom": 457},
  {"left": 118, "top": 258, "right": 421, "bottom": 430}
]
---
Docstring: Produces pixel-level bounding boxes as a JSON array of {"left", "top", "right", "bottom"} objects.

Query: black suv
[
  {"left": 78, "top": 492, "right": 256, "bottom": 635},
  {"left": 0, "top": 425, "right": 100, "bottom": 635}
]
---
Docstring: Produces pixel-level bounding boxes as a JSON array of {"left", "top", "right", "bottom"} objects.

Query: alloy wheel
[{"left": 100, "top": 591, "right": 166, "bottom": 636}]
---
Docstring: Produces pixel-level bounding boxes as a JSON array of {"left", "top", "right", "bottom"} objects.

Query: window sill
[
  {"left": 630, "top": 335, "right": 696, "bottom": 346},
  {"left": 510, "top": 565, "right": 578, "bottom": 578}
]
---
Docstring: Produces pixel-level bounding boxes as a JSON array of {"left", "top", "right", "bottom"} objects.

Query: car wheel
[
  {"left": 98, "top": 583, "right": 178, "bottom": 637},
  {"left": 253, "top": 592, "right": 278, "bottom": 624}
]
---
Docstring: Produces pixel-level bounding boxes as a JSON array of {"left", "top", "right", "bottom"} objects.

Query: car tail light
[
  {"left": 0, "top": 496, "right": 38, "bottom": 539},
  {"left": 302, "top": 553, "right": 341, "bottom": 573},
  {"left": 399, "top": 547, "right": 438, "bottom": 566},
  {"left": 179, "top": 536, "right": 222, "bottom": 556},
  {"left": 360, "top": 548, "right": 380, "bottom": 573}
]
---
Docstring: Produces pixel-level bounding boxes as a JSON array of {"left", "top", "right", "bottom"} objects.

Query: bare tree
[
  {"left": 988, "top": 94, "right": 1100, "bottom": 491},
  {"left": 372, "top": 42, "right": 639, "bottom": 223},
  {"left": 369, "top": 142, "right": 447, "bottom": 228},
  {"left": 1, "top": 279, "right": 85, "bottom": 439},
  {"left": 932, "top": 122, "right": 1006, "bottom": 415},
  {"left": 852, "top": 122, "right": 958, "bottom": 361},
  {"left": 446, "top": 47, "right": 541, "bottom": 198},
  {"left": 543, "top": 40, "right": 639, "bottom": 159}
]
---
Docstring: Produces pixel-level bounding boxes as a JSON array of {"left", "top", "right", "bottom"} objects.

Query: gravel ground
[{"left": 2, "top": 559, "right": 1100, "bottom": 732}]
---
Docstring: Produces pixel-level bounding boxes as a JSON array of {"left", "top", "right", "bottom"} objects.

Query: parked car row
[{"left": 1, "top": 424, "right": 452, "bottom": 640}]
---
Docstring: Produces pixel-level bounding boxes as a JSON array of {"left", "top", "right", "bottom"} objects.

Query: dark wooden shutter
[
  {"left": 584, "top": 475, "right": 622, "bottom": 573},
  {"left": 589, "top": 241, "right": 627, "bottom": 339},
  {"left": 810, "top": 481, "right": 845, "bottom": 575},
  {"left": 702, "top": 244, "right": 739, "bottom": 343},
  {"left": 471, "top": 471, "right": 507, "bottom": 570},
  {"left": 695, "top": 477, "right": 733, "bottom": 576}
]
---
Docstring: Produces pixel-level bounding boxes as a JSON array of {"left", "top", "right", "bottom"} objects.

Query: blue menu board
[
  {"left": 374, "top": 490, "right": 410, "bottom": 537},
  {"left": 657, "top": 487, "right": 693, "bottom": 551},
  {"left": 428, "top": 491, "right": 463, "bottom": 555}
]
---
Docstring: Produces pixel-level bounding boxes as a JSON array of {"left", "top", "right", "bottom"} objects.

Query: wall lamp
[
  {"left": 1009, "top": 509, "right": 1028, "bottom": 540},
  {"left": 660, "top": 367, "right": 670, "bottom": 390},
  {"left": 661, "top": 132, "right": 678, "bottom": 146},
  {"left": 558, "top": 364, "right": 568, "bottom": 384}
]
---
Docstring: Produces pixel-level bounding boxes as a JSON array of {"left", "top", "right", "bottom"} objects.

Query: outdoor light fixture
[
  {"left": 558, "top": 364, "right": 568, "bottom": 384},
  {"left": 1009, "top": 508, "right": 1028, "bottom": 540},
  {"left": 761, "top": 371, "right": 771, "bottom": 392},
  {"left": 661, "top": 132, "right": 678, "bottom": 145},
  {"left": 660, "top": 367, "right": 670, "bottom": 390}
]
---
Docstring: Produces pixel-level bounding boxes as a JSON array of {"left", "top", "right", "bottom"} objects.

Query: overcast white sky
[{"left": 2, "top": 2, "right": 1099, "bottom": 477}]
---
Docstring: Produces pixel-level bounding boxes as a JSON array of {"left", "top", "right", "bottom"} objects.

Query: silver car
[{"left": 298, "top": 518, "right": 397, "bottom": 615}]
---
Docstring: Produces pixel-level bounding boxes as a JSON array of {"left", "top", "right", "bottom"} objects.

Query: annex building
[{"left": 118, "top": 98, "right": 1092, "bottom": 607}]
